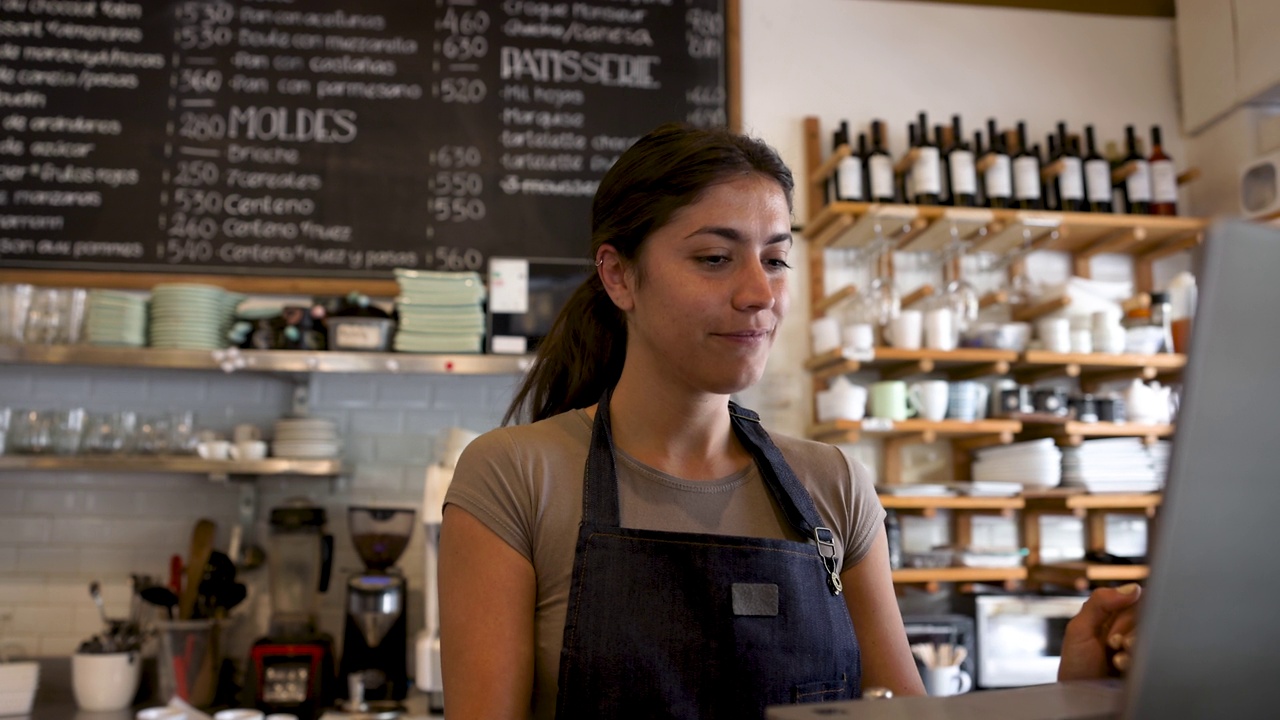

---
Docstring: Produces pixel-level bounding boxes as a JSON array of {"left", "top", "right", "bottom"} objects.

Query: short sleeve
[
  {"left": 839, "top": 450, "right": 885, "bottom": 569},
  {"left": 444, "top": 428, "right": 537, "bottom": 563}
]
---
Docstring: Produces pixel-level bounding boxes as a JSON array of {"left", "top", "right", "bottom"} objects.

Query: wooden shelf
[
  {"left": 807, "top": 347, "right": 1019, "bottom": 383},
  {"left": 0, "top": 344, "right": 532, "bottom": 376},
  {"left": 892, "top": 566, "right": 1028, "bottom": 585},
  {"left": 1014, "top": 350, "right": 1186, "bottom": 385},
  {"left": 1029, "top": 562, "right": 1149, "bottom": 591},
  {"left": 879, "top": 494, "right": 1025, "bottom": 512},
  {"left": 1020, "top": 419, "right": 1174, "bottom": 446},
  {"left": 0, "top": 454, "right": 343, "bottom": 479},
  {"left": 808, "top": 418, "right": 1022, "bottom": 444},
  {"left": 1023, "top": 490, "right": 1162, "bottom": 513}
]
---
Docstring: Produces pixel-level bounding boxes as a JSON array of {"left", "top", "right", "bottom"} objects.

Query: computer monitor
[{"left": 767, "top": 219, "right": 1280, "bottom": 720}]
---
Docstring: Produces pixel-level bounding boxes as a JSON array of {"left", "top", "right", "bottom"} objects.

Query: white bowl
[
  {"left": 0, "top": 661, "right": 39, "bottom": 717},
  {"left": 73, "top": 652, "right": 141, "bottom": 712}
]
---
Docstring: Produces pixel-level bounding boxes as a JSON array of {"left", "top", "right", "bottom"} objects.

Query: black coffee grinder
[{"left": 338, "top": 506, "right": 415, "bottom": 703}]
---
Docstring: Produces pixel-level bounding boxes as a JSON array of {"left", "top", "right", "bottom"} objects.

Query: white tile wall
[{"left": 0, "top": 363, "right": 515, "bottom": 658}]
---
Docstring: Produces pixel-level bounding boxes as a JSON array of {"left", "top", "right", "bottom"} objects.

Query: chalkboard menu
[{"left": 0, "top": 0, "right": 730, "bottom": 278}]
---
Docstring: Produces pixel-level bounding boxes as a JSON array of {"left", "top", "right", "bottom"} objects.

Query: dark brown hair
[{"left": 502, "top": 123, "right": 794, "bottom": 424}]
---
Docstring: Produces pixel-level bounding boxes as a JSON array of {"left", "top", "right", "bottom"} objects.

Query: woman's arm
[
  {"left": 439, "top": 504, "right": 538, "bottom": 719},
  {"left": 840, "top": 527, "right": 926, "bottom": 696}
]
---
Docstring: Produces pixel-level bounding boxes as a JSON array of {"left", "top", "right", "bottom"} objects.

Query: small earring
[{"left": 595, "top": 258, "right": 604, "bottom": 267}]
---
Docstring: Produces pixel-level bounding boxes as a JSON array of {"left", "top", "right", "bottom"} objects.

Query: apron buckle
[{"left": 814, "top": 527, "right": 843, "bottom": 595}]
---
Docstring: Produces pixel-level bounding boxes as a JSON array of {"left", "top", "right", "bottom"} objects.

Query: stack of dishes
[
  {"left": 1061, "top": 438, "right": 1164, "bottom": 493},
  {"left": 149, "top": 283, "right": 243, "bottom": 350},
  {"left": 392, "top": 269, "right": 486, "bottom": 353},
  {"left": 272, "top": 418, "right": 341, "bottom": 459},
  {"left": 84, "top": 291, "right": 147, "bottom": 347},
  {"left": 971, "top": 439, "right": 1063, "bottom": 488}
]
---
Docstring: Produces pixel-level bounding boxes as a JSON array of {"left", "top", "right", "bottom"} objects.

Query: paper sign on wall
[{"left": 489, "top": 258, "right": 529, "bottom": 314}]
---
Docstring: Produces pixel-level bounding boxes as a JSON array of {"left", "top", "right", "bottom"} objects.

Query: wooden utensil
[{"left": 178, "top": 519, "right": 216, "bottom": 620}]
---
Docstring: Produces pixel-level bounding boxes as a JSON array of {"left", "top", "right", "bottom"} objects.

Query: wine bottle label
[
  {"left": 1085, "top": 159, "right": 1111, "bottom": 203},
  {"left": 984, "top": 155, "right": 1012, "bottom": 198},
  {"left": 912, "top": 146, "right": 942, "bottom": 194},
  {"left": 836, "top": 156, "right": 863, "bottom": 200},
  {"left": 949, "top": 150, "right": 977, "bottom": 195},
  {"left": 869, "top": 155, "right": 894, "bottom": 199},
  {"left": 1059, "top": 157, "right": 1084, "bottom": 201},
  {"left": 1151, "top": 160, "right": 1178, "bottom": 202},
  {"left": 1013, "top": 156, "right": 1042, "bottom": 200},
  {"left": 1126, "top": 160, "right": 1152, "bottom": 201}
]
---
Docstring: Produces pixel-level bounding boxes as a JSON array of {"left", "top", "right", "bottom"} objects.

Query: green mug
[{"left": 870, "top": 381, "right": 915, "bottom": 421}]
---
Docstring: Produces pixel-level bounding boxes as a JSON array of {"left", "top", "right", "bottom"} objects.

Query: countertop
[{"left": 18, "top": 659, "right": 441, "bottom": 720}]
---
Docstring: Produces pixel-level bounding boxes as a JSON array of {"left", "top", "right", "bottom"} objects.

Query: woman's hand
[{"left": 1057, "top": 583, "right": 1142, "bottom": 682}]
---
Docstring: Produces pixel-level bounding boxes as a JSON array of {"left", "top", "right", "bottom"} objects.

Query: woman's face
[{"left": 607, "top": 173, "right": 793, "bottom": 397}]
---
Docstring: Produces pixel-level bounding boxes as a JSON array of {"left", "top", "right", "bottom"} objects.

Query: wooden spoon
[{"left": 178, "top": 519, "right": 216, "bottom": 620}]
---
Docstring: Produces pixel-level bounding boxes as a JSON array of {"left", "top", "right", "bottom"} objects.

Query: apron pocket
[{"left": 792, "top": 677, "right": 850, "bottom": 704}]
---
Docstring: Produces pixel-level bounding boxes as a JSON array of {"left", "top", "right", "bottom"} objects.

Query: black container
[
  {"left": 1000, "top": 386, "right": 1033, "bottom": 415},
  {"left": 1069, "top": 394, "right": 1099, "bottom": 423},
  {"left": 1033, "top": 388, "right": 1068, "bottom": 416}
]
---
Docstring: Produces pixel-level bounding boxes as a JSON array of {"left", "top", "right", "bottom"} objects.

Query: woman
[{"left": 439, "top": 124, "right": 1138, "bottom": 719}]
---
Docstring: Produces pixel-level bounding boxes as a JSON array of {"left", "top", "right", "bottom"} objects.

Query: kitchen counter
[{"left": 20, "top": 660, "right": 441, "bottom": 720}]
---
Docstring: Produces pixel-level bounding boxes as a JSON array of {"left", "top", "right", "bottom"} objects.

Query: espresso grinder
[
  {"left": 248, "top": 502, "right": 335, "bottom": 720},
  {"left": 338, "top": 506, "right": 415, "bottom": 703}
]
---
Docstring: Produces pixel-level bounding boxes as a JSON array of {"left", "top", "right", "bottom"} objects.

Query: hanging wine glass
[
  {"left": 861, "top": 223, "right": 901, "bottom": 327},
  {"left": 941, "top": 224, "right": 979, "bottom": 334}
]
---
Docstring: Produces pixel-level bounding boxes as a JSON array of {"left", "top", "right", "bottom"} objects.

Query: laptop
[{"left": 768, "top": 219, "right": 1280, "bottom": 720}]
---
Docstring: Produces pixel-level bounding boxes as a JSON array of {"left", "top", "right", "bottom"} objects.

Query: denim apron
[{"left": 554, "top": 390, "right": 862, "bottom": 719}]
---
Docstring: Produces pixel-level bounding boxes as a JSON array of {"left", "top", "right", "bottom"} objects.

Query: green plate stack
[
  {"left": 148, "top": 283, "right": 245, "bottom": 350},
  {"left": 85, "top": 290, "right": 148, "bottom": 347}
]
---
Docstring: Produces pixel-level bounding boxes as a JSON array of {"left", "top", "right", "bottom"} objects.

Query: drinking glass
[
  {"left": 168, "top": 412, "right": 198, "bottom": 455},
  {"left": 52, "top": 408, "right": 86, "bottom": 455},
  {"left": 82, "top": 411, "right": 137, "bottom": 454},
  {"left": 135, "top": 414, "right": 172, "bottom": 454},
  {"left": 59, "top": 288, "right": 88, "bottom": 344},
  {"left": 9, "top": 409, "right": 53, "bottom": 454},
  {"left": 0, "top": 284, "right": 34, "bottom": 343},
  {"left": 23, "top": 289, "right": 64, "bottom": 345}
]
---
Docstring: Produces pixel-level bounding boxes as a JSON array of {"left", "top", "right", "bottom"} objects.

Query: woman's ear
[{"left": 596, "top": 246, "right": 635, "bottom": 312}]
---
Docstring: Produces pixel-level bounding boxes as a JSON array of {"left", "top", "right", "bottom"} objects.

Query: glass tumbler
[
  {"left": 0, "top": 284, "right": 34, "bottom": 343},
  {"left": 23, "top": 289, "right": 65, "bottom": 345},
  {"left": 9, "top": 409, "right": 53, "bottom": 454},
  {"left": 59, "top": 288, "right": 88, "bottom": 344},
  {"left": 82, "top": 411, "right": 137, "bottom": 454},
  {"left": 52, "top": 408, "right": 86, "bottom": 455},
  {"left": 168, "top": 412, "right": 198, "bottom": 455},
  {"left": 135, "top": 414, "right": 172, "bottom": 455}
]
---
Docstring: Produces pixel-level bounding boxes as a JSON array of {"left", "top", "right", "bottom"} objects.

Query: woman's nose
[{"left": 733, "top": 261, "right": 778, "bottom": 311}]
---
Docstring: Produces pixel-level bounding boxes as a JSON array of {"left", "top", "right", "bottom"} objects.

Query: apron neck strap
[{"left": 583, "top": 389, "right": 826, "bottom": 538}]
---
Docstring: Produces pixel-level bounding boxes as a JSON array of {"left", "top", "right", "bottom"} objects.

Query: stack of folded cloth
[
  {"left": 971, "top": 439, "right": 1063, "bottom": 488},
  {"left": 1061, "top": 438, "right": 1167, "bottom": 493},
  {"left": 392, "top": 269, "right": 486, "bottom": 353}
]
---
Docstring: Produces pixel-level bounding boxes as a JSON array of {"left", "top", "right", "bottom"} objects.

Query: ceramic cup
[
  {"left": 924, "top": 307, "right": 957, "bottom": 351},
  {"left": 810, "top": 317, "right": 841, "bottom": 355},
  {"left": 909, "top": 381, "right": 950, "bottom": 422},
  {"left": 842, "top": 323, "right": 875, "bottom": 353},
  {"left": 72, "top": 651, "right": 141, "bottom": 712},
  {"left": 817, "top": 378, "right": 868, "bottom": 422},
  {"left": 886, "top": 310, "right": 923, "bottom": 350},
  {"left": 1038, "top": 317, "right": 1071, "bottom": 353},
  {"left": 947, "top": 381, "right": 984, "bottom": 421},
  {"left": 232, "top": 424, "right": 261, "bottom": 444},
  {"left": 924, "top": 666, "right": 973, "bottom": 697},
  {"left": 196, "top": 440, "right": 231, "bottom": 461},
  {"left": 870, "top": 381, "right": 914, "bottom": 421},
  {"left": 229, "top": 440, "right": 267, "bottom": 461}
]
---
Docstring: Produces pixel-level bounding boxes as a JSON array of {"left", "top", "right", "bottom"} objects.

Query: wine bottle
[
  {"left": 936, "top": 124, "right": 953, "bottom": 205},
  {"left": 948, "top": 115, "right": 978, "bottom": 207},
  {"left": 835, "top": 121, "right": 863, "bottom": 202},
  {"left": 911, "top": 111, "right": 941, "bottom": 205},
  {"left": 1056, "top": 122, "right": 1086, "bottom": 212},
  {"left": 1045, "top": 134, "right": 1061, "bottom": 211},
  {"left": 826, "top": 129, "right": 842, "bottom": 204},
  {"left": 1012, "top": 121, "right": 1042, "bottom": 210},
  {"left": 983, "top": 119, "right": 1012, "bottom": 209},
  {"left": 902, "top": 122, "right": 917, "bottom": 204},
  {"left": 1122, "top": 125, "right": 1151, "bottom": 214},
  {"left": 1148, "top": 125, "right": 1178, "bottom": 216},
  {"left": 973, "top": 130, "right": 987, "bottom": 207},
  {"left": 867, "top": 120, "right": 895, "bottom": 202},
  {"left": 1083, "top": 125, "right": 1113, "bottom": 213}
]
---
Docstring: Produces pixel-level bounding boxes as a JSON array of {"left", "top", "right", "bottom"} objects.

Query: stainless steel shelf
[
  {"left": 0, "top": 454, "right": 343, "bottom": 477},
  {"left": 0, "top": 344, "right": 532, "bottom": 375}
]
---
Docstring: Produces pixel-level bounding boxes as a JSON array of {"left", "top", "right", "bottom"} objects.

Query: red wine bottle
[
  {"left": 948, "top": 115, "right": 977, "bottom": 207},
  {"left": 1083, "top": 125, "right": 1112, "bottom": 213},
  {"left": 1012, "top": 121, "right": 1043, "bottom": 210},
  {"left": 834, "top": 121, "right": 863, "bottom": 201},
  {"left": 912, "top": 111, "right": 941, "bottom": 205},
  {"left": 983, "top": 119, "right": 1012, "bottom": 209},
  {"left": 1148, "top": 125, "right": 1178, "bottom": 216},
  {"left": 1056, "top": 122, "right": 1085, "bottom": 212},
  {"left": 867, "top": 120, "right": 896, "bottom": 202},
  {"left": 1122, "top": 124, "right": 1151, "bottom": 214}
]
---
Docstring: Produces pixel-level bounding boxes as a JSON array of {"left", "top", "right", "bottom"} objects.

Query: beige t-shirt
[{"left": 445, "top": 409, "right": 884, "bottom": 720}]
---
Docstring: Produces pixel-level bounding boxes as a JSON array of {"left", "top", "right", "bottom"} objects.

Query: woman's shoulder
[
  {"left": 766, "top": 429, "right": 875, "bottom": 489},
  {"left": 458, "top": 408, "right": 592, "bottom": 467}
]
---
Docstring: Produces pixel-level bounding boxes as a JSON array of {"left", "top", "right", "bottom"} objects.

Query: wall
[{"left": 0, "top": 0, "right": 1186, "bottom": 655}]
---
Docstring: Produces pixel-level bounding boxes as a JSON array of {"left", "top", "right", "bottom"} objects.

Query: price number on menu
[
  {"left": 163, "top": 238, "right": 215, "bottom": 264},
  {"left": 173, "top": 160, "right": 219, "bottom": 187},
  {"left": 430, "top": 171, "right": 483, "bottom": 197},
  {"left": 166, "top": 213, "right": 218, "bottom": 241},
  {"left": 435, "top": 8, "right": 490, "bottom": 35},
  {"left": 173, "top": 189, "right": 223, "bottom": 215},
  {"left": 430, "top": 198, "right": 486, "bottom": 223},
  {"left": 441, "top": 35, "right": 488, "bottom": 61},
  {"left": 431, "top": 246, "right": 484, "bottom": 271},
  {"left": 175, "top": 1, "right": 234, "bottom": 25},
  {"left": 178, "top": 112, "right": 227, "bottom": 141},
  {"left": 437, "top": 78, "right": 487, "bottom": 104},
  {"left": 685, "top": 8, "right": 724, "bottom": 59},
  {"left": 178, "top": 69, "right": 222, "bottom": 94},
  {"left": 177, "top": 24, "right": 234, "bottom": 50},
  {"left": 430, "top": 146, "right": 482, "bottom": 169}
]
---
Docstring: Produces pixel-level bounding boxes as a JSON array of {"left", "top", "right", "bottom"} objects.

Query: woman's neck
[{"left": 602, "top": 365, "right": 751, "bottom": 481}]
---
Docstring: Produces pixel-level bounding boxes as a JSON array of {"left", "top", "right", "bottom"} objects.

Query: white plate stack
[
  {"left": 1061, "top": 438, "right": 1165, "bottom": 493},
  {"left": 149, "top": 283, "right": 244, "bottom": 350},
  {"left": 971, "top": 439, "right": 1063, "bottom": 488},
  {"left": 392, "top": 269, "right": 486, "bottom": 353},
  {"left": 85, "top": 290, "right": 147, "bottom": 347},
  {"left": 272, "top": 418, "right": 341, "bottom": 459}
]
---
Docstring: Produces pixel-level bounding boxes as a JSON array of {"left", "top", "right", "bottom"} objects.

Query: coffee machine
[
  {"left": 338, "top": 506, "right": 415, "bottom": 703},
  {"left": 248, "top": 501, "right": 334, "bottom": 720}
]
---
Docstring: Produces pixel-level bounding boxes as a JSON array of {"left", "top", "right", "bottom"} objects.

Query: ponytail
[{"left": 502, "top": 123, "right": 794, "bottom": 425}]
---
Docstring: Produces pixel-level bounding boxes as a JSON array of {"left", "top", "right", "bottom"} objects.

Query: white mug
[
  {"left": 229, "top": 440, "right": 268, "bottom": 461},
  {"left": 196, "top": 440, "right": 231, "bottom": 461},
  {"left": 1070, "top": 329, "right": 1093, "bottom": 354},
  {"left": 842, "top": 323, "right": 875, "bottom": 353},
  {"left": 924, "top": 307, "right": 957, "bottom": 351},
  {"left": 232, "top": 423, "right": 262, "bottom": 444},
  {"left": 827, "top": 378, "right": 867, "bottom": 421},
  {"left": 73, "top": 651, "right": 141, "bottom": 712},
  {"left": 810, "top": 317, "right": 842, "bottom": 355},
  {"left": 909, "top": 380, "right": 950, "bottom": 422},
  {"left": 924, "top": 666, "right": 973, "bottom": 697},
  {"left": 886, "top": 310, "right": 923, "bottom": 350},
  {"left": 1037, "top": 317, "right": 1071, "bottom": 353}
]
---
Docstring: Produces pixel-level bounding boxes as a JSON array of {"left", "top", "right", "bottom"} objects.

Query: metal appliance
[
  {"left": 248, "top": 500, "right": 335, "bottom": 720},
  {"left": 338, "top": 506, "right": 415, "bottom": 703}
]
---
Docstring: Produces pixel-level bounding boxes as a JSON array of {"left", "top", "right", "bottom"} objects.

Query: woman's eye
[
  {"left": 766, "top": 257, "right": 793, "bottom": 270},
  {"left": 699, "top": 255, "right": 730, "bottom": 266}
]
